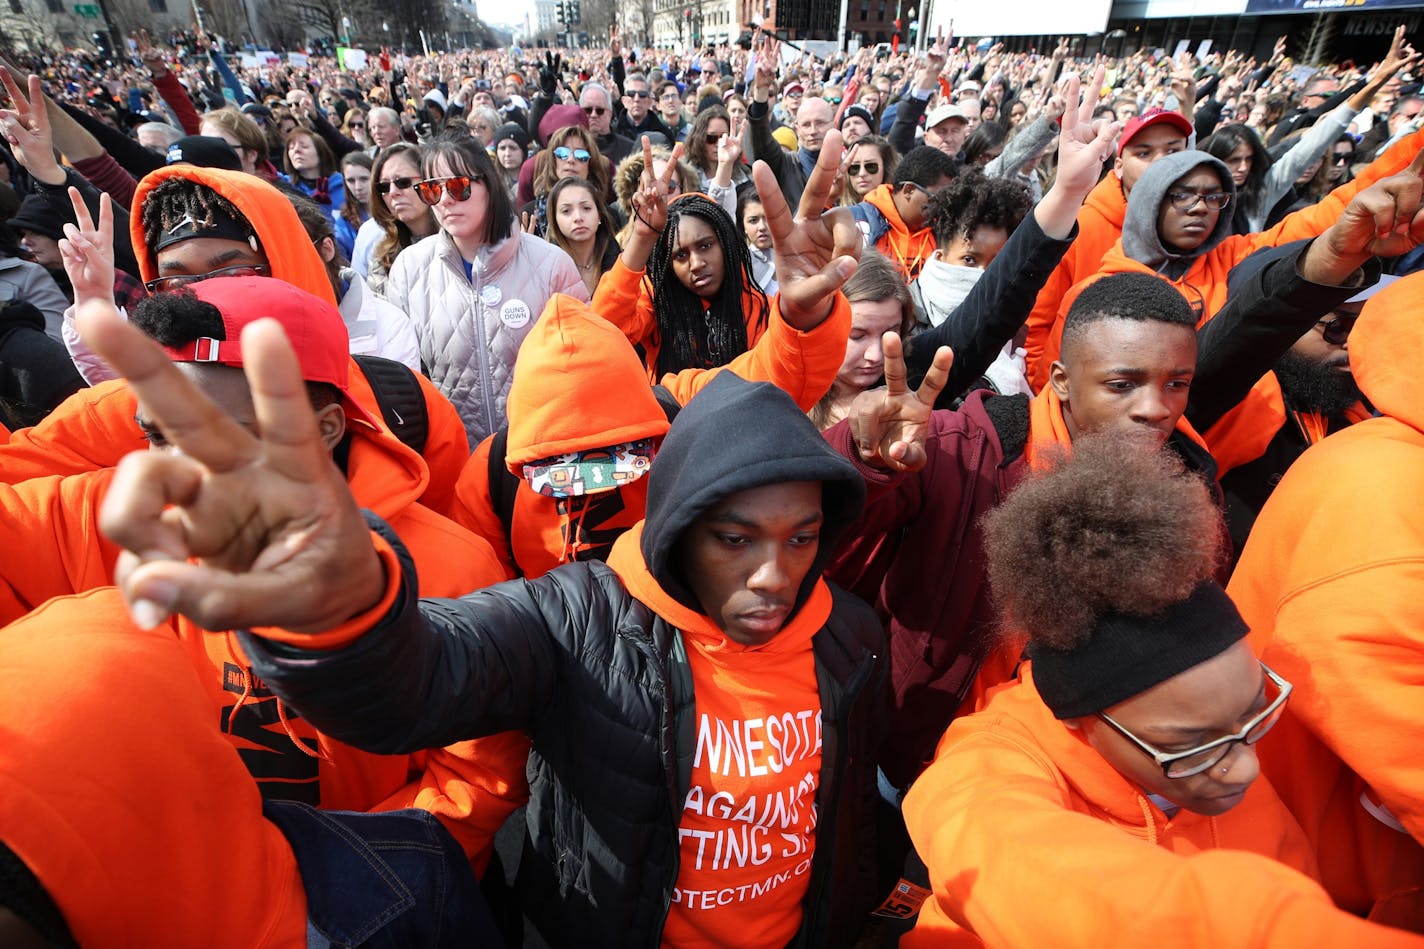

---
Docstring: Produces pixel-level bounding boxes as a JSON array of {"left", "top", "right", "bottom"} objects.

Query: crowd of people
[{"left": 1, "top": 17, "right": 1423, "bottom": 947}]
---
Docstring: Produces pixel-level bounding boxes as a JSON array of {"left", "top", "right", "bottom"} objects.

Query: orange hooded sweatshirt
[
  {"left": 901, "top": 665, "right": 1424, "bottom": 948},
  {"left": 1228, "top": 271, "right": 1424, "bottom": 925},
  {"left": 452, "top": 291, "right": 851, "bottom": 578},
  {"left": 1030, "top": 127, "right": 1424, "bottom": 388},
  {"left": 863, "top": 183, "right": 936, "bottom": 280},
  {"left": 590, "top": 256, "right": 772, "bottom": 379},
  {"left": 0, "top": 590, "right": 307, "bottom": 947},
  {"left": 0, "top": 408, "right": 526, "bottom": 874},
  {"left": 1023, "top": 173, "right": 1128, "bottom": 392},
  {"left": 0, "top": 166, "right": 470, "bottom": 513}
]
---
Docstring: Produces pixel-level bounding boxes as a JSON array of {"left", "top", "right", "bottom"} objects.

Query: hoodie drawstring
[
  {"left": 560, "top": 496, "right": 595, "bottom": 563},
  {"left": 223, "top": 631, "right": 328, "bottom": 761}
]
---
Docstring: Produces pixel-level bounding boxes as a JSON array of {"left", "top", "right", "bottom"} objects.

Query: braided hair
[
  {"left": 138, "top": 177, "right": 254, "bottom": 253},
  {"left": 646, "top": 194, "right": 769, "bottom": 378}
]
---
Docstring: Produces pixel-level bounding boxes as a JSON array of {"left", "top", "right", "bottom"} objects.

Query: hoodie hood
[
  {"left": 636, "top": 372, "right": 866, "bottom": 615},
  {"left": 131, "top": 165, "right": 337, "bottom": 307},
  {"left": 1350, "top": 270, "right": 1424, "bottom": 432},
  {"left": 505, "top": 294, "right": 672, "bottom": 471},
  {"left": 1121, "top": 150, "right": 1236, "bottom": 281}
]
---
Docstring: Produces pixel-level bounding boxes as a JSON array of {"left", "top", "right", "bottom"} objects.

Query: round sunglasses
[{"left": 415, "top": 174, "right": 484, "bottom": 205}]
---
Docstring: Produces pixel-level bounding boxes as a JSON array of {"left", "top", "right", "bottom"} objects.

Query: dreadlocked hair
[
  {"left": 646, "top": 194, "right": 769, "bottom": 377},
  {"left": 139, "top": 177, "right": 254, "bottom": 254},
  {"left": 982, "top": 433, "right": 1225, "bottom": 650}
]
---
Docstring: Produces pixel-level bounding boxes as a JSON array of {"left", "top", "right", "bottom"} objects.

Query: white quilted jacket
[{"left": 385, "top": 222, "right": 587, "bottom": 443}]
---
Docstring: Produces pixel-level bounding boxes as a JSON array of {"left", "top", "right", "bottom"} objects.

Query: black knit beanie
[{"left": 1029, "top": 580, "right": 1250, "bottom": 720}]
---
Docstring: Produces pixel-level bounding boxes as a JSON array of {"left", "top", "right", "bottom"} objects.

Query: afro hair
[{"left": 982, "top": 433, "right": 1225, "bottom": 650}]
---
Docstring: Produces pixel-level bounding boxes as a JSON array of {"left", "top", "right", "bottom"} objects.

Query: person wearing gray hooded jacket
[
  {"left": 1079, "top": 132, "right": 1424, "bottom": 323},
  {"left": 385, "top": 136, "right": 587, "bottom": 445}
]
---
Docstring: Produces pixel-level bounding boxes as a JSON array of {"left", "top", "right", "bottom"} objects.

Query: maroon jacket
[{"left": 825, "top": 390, "right": 1030, "bottom": 789}]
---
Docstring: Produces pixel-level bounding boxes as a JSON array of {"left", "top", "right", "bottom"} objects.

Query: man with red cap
[{"left": 1022, "top": 107, "right": 1194, "bottom": 390}]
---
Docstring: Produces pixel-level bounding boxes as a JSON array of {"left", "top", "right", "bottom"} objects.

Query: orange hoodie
[
  {"left": 0, "top": 411, "right": 527, "bottom": 874},
  {"left": 0, "top": 165, "right": 469, "bottom": 511},
  {"left": 0, "top": 590, "right": 307, "bottom": 947},
  {"left": 863, "top": 183, "right": 936, "bottom": 280},
  {"left": 1031, "top": 128, "right": 1424, "bottom": 388},
  {"left": 1202, "top": 371, "right": 1372, "bottom": 477},
  {"left": 590, "top": 257, "right": 772, "bottom": 379},
  {"left": 607, "top": 524, "right": 831, "bottom": 949},
  {"left": 1228, "top": 272, "right": 1424, "bottom": 924},
  {"left": 1023, "top": 173, "right": 1128, "bottom": 392},
  {"left": 901, "top": 665, "right": 1424, "bottom": 948},
  {"left": 452, "top": 292, "right": 852, "bottom": 578}
]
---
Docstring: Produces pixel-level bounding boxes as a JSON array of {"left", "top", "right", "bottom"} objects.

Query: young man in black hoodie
[{"left": 81, "top": 145, "right": 888, "bottom": 949}]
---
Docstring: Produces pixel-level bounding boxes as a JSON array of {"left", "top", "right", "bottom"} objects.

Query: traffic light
[
  {"left": 555, "top": 1, "right": 566, "bottom": 25},
  {"left": 569, "top": 0, "right": 580, "bottom": 22}
]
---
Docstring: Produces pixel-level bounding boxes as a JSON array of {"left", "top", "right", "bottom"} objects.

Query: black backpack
[{"left": 352, "top": 354, "right": 428, "bottom": 456}]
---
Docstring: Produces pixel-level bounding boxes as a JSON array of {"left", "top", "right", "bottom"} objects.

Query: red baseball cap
[
  {"left": 1118, "top": 107, "right": 1194, "bottom": 156},
  {"left": 160, "top": 276, "right": 378, "bottom": 428}
]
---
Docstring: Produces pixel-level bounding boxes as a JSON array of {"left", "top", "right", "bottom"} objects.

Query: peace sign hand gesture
[
  {"left": 58, "top": 187, "right": 117, "bottom": 306},
  {"left": 752, "top": 127, "right": 862, "bottom": 329},
  {"left": 848, "top": 332, "right": 953, "bottom": 472},
  {"left": 716, "top": 113, "right": 744, "bottom": 168},
  {"left": 0, "top": 71, "right": 65, "bottom": 186},
  {"left": 77, "top": 301, "right": 385, "bottom": 634},
  {"left": 630, "top": 134, "right": 684, "bottom": 234}
]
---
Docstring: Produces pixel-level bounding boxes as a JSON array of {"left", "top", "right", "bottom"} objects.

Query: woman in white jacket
[{"left": 385, "top": 137, "right": 587, "bottom": 444}]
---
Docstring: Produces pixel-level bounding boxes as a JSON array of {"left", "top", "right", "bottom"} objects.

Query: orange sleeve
[
  {"left": 0, "top": 381, "right": 145, "bottom": 484},
  {"left": 657, "top": 291, "right": 851, "bottom": 411},
  {"left": 0, "top": 471, "right": 120, "bottom": 626},
  {"left": 1263, "top": 559, "right": 1424, "bottom": 845},
  {"left": 590, "top": 258, "right": 657, "bottom": 351},
  {"left": 373, "top": 730, "right": 531, "bottom": 876},
  {"left": 1023, "top": 249, "right": 1082, "bottom": 393},
  {"left": 412, "top": 372, "right": 473, "bottom": 518},
  {"left": 901, "top": 725, "right": 1424, "bottom": 949},
  {"left": 449, "top": 436, "right": 520, "bottom": 581},
  {"left": 1252, "top": 127, "right": 1424, "bottom": 249}
]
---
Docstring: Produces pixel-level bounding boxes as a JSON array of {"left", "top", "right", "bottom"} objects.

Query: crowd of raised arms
[{"left": 0, "top": 16, "right": 1423, "bottom": 948}]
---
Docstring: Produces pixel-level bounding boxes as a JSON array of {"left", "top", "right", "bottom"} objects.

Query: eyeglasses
[
  {"left": 376, "top": 176, "right": 417, "bottom": 195},
  {"left": 1333, "top": 152, "right": 1354, "bottom": 164},
  {"left": 847, "top": 161, "right": 880, "bottom": 176},
  {"left": 145, "top": 263, "right": 269, "bottom": 295},
  {"left": 582, "top": 106, "right": 608, "bottom": 116},
  {"left": 826, "top": 97, "right": 842, "bottom": 105},
  {"left": 415, "top": 174, "right": 481, "bottom": 205},
  {"left": 553, "top": 146, "right": 591, "bottom": 162},
  {"left": 1315, "top": 313, "right": 1357, "bottom": 345},
  {"left": 626, "top": 89, "right": 651, "bottom": 99},
  {"left": 349, "top": 121, "right": 365, "bottom": 129},
  {"left": 784, "top": 89, "right": 804, "bottom": 98},
  {"left": 1166, "top": 190, "right": 1232, "bottom": 211},
  {"left": 1097, "top": 663, "right": 1292, "bottom": 779}
]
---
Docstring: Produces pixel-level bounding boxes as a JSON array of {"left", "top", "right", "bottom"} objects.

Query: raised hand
[
  {"left": 751, "top": 127, "right": 862, "bottom": 330},
  {"left": 847, "top": 332, "right": 953, "bottom": 472},
  {"left": 58, "top": 187, "right": 117, "bottom": 306},
  {"left": 1051, "top": 67, "right": 1120, "bottom": 201},
  {"left": 716, "top": 114, "right": 744, "bottom": 169},
  {"left": 609, "top": 24, "right": 622, "bottom": 60},
  {"left": 0, "top": 72, "right": 64, "bottom": 186},
  {"left": 1315, "top": 147, "right": 1424, "bottom": 268},
  {"left": 630, "top": 134, "right": 684, "bottom": 238},
  {"left": 76, "top": 300, "right": 384, "bottom": 634},
  {"left": 134, "top": 29, "right": 168, "bottom": 77},
  {"left": 753, "top": 38, "right": 779, "bottom": 99}
]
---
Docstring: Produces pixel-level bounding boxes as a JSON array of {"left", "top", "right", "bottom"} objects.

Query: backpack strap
[
  {"left": 486, "top": 425, "right": 523, "bottom": 574},
  {"left": 352, "top": 355, "right": 428, "bottom": 456}
]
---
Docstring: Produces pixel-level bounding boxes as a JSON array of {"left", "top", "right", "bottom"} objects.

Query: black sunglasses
[
  {"left": 376, "top": 176, "right": 416, "bottom": 195},
  {"left": 1316, "top": 314, "right": 1356, "bottom": 345}
]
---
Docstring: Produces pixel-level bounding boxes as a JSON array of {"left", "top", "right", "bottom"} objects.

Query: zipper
[
  {"left": 800, "top": 646, "right": 876, "bottom": 942},
  {"left": 452, "top": 248, "right": 498, "bottom": 438}
]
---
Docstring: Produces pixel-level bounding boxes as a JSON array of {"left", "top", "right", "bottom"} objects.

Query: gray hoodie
[{"left": 1121, "top": 150, "right": 1237, "bottom": 282}]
